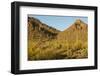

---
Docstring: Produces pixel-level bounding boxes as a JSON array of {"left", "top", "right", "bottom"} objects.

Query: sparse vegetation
[
  {"left": 28, "top": 39, "right": 88, "bottom": 60},
  {"left": 28, "top": 17, "right": 88, "bottom": 61}
]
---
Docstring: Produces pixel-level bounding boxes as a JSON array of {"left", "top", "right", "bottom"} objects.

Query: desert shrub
[
  {"left": 29, "top": 48, "right": 67, "bottom": 60},
  {"left": 62, "top": 49, "right": 73, "bottom": 59},
  {"left": 73, "top": 40, "right": 83, "bottom": 50},
  {"left": 72, "top": 48, "right": 88, "bottom": 59},
  {"left": 78, "top": 48, "right": 88, "bottom": 58},
  {"left": 28, "top": 39, "right": 88, "bottom": 60},
  {"left": 28, "top": 40, "right": 39, "bottom": 60}
]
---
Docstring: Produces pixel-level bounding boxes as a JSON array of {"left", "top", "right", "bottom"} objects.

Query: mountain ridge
[
  {"left": 28, "top": 17, "right": 60, "bottom": 41},
  {"left": 57, "top": 19, "right": 88, "bottom": 42}
]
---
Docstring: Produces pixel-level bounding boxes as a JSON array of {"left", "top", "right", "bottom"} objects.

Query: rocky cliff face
[{"left": 28, "top": 17, "right": 60, "bottom": 41}]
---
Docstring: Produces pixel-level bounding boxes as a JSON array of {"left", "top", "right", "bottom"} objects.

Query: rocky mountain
[
  {"left": 57, "top": 19, "right": 88, "bottom": 42},
  {"left": 28, "top": 17, "right": 60, "bottom": 41}
]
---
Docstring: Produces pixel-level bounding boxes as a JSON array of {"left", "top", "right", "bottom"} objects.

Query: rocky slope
[
  {"left": 57, "top": 19, "right": 88, "bottom": 42},
  {"left": 28, "top": 17, "right": 60, "bottom": 41}
]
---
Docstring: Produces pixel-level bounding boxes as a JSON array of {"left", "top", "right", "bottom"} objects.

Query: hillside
[
  {"left": 28, "top": 17, "right": 88, "bottom": 60},
  {"left": 57, "top": 19, "right": 88, "bottom": 42},
  {"left": 28, "top": 17, "right": 60, "bottom": 41}
]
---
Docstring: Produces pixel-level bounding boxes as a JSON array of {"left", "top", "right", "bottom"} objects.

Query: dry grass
[{"left": 28, "top": 39, "right": 88, "bottom": 60}]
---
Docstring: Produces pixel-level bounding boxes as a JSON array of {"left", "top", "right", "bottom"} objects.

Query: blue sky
[{"left": 28, "top": 15, "right": 88, "bottom": 31}]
